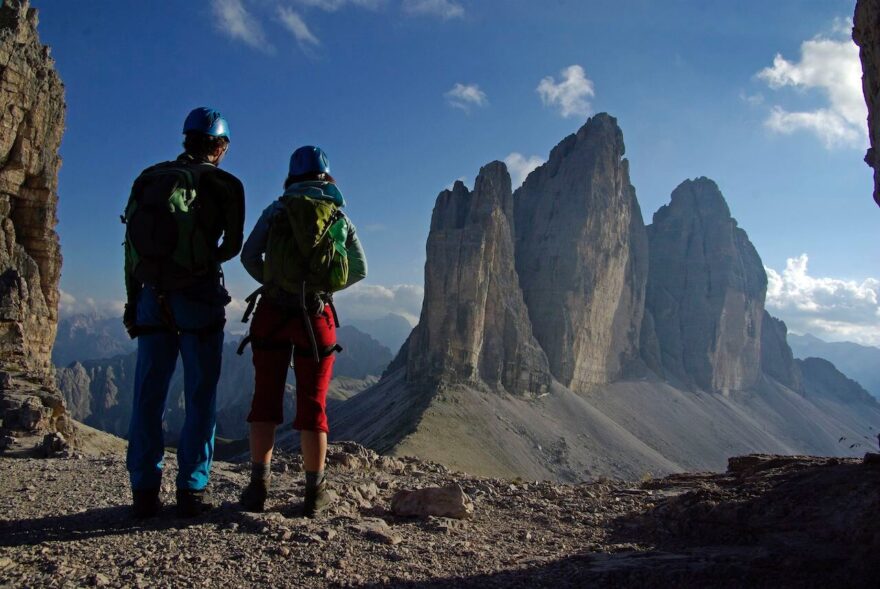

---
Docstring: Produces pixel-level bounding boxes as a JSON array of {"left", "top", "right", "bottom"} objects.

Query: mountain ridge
[{"left": 788, "top": 333, "right": 880, "bottom": 399}]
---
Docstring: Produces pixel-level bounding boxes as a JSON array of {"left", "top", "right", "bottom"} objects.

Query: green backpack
[
  {"left": 123, "top": 162, "right": 214, "bottom": 284},
  {"left": 263, "top": 194, "right": 349, "bottom": 296}
]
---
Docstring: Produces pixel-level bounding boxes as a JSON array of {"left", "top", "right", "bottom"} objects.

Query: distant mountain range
[
  {"left": 53, "top": 314, "right": 136, "bottom": 367},
  {"left": 348, "top": 313, "right": 413, "bottom": 355},
  {"left": 55, "top": 321, "right": 392, "bottom": 440},
  {"left": 54, "top": 312, "right": 402, "bottom": 370},
  {"left": 788, "top": 334, "right": 880, "bottom": 399}
]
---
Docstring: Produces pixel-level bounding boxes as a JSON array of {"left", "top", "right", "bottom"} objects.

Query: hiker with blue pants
[{"left": 122, "top": 107, "right": 245, "bottom": 518}]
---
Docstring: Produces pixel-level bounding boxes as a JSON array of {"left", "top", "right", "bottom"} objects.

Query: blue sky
[{"left": 36, "top": 0, "right": 880, "bottom": 344}]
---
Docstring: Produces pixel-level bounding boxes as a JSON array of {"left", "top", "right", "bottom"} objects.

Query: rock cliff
[
  {"left": 405, "top": 162, "right": 550, "bottom": 395},
  {"left": 644, "top": 178, "right": 766, "bottom": 394},
  {"left": 760, "top": 311, "right": 802, "bottom": 392},
  {"left": 854, "top": 0, "right": 880, "bottom": 207},
  {"left": 0, "top": 0, "right": 73, "bottom": 456},
  {"left": 0, "top": 0, "right": 63, "bottom": 378},
  {"left": 514, "top": 114, "right": 648, "bottom": 389}
]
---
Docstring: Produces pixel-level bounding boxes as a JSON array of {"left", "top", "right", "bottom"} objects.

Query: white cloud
[
  {"left": 757, "top": 25, "right": 866, "bottom": 149},
  {"left": 764, "top": 107, "right": 862, "bottom": 148},
  {"left": 333, "top": 283, "right": 424, "bottom": 325},
  {"left": 402, "top": 0, "right": 464, "bottom": 20},
  {"left": 765, "top": 254, "right": 880, "bottom": 346},
  {"left": 59, "top": 290, "right": 125, "bottom": 319},
  {"left": 503, "top": 152, "right": 544, "bottom": 188},
  {"left": 211, "top": 0, "right": 273, "bottom": 52},
  {"left": 444, "top": 83, "right": 488, "bottom": 112},
  {"left": 294, "top": 0, "right": 385, "bottom": 11},
  {"left": 831, "top": 16, "right": 853, "bottom": 37},
  {"left": 739, "top": 91, "right": 764, "bottom": 107},
  {"left": 277, "top": 7, "right": 321, "bottom": 47},
  {"left": 537, "top": 65, "right": 595, "bottom": 118},
  {"left": 225, "top": 297, "right": 251, "bottom": 334}
]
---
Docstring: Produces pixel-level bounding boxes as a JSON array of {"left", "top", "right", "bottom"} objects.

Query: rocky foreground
[{"left": 0, "top": 445, "right": 878, "bottom": 588}]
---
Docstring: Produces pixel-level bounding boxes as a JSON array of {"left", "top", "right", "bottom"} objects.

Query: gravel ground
[{"left": 1, "top": 445, "right": 878, "bottom": 588}]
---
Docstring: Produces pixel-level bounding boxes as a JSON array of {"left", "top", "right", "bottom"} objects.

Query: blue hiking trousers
[{"left": 126, "top": 281, "right": 228, "bottom": 491}]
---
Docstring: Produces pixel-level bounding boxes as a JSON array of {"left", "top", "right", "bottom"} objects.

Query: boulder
[
  {"left": 2, "top": 393, "right": 50, "bottom": 431},
  {"left": 352, "top": 518, "right": 402, "bottom": 545},
  {"left": 391, "top": 483, "right": 474, "bottom": 519}
]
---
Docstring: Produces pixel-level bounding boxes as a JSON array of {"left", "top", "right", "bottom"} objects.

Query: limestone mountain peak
[
  {"left": 405, "top": 160, "right": 549, "bottom": 395},
  {"left": 515, "top": 111, "right": 647, "bottom": 389},
  {"left": 645, "top": 177, "right": 767, "bottom": 394},
  {"left": 655, "top": 177, "right": 733, "bottom": 222}
]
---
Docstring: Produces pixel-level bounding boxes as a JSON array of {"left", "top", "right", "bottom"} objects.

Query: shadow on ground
[
  {"left": 0, "top": 502, "right": 265, "bottom": 547},
  {"left": 360, "top": 457, "right": 880, "bottom": 588}
]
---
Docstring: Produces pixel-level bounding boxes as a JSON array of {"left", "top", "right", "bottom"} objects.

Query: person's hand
[{"left": 123, "top": 303, "right": 138, "bottom": 338}]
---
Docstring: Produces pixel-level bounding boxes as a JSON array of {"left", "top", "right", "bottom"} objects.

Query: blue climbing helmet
[
  {"left": 182, "top": 107, "right": 230, "bottom": 140},
  {"left": 289, "top": 146, "right": 330, "bottom": 178}
]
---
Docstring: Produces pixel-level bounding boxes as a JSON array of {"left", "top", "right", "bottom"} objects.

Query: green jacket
[
  {"left": 123, "top": 153, "right": 245, "bottom": 301},
  {"left": 240, "top": 181, "right": 367, "bottom": 289}
]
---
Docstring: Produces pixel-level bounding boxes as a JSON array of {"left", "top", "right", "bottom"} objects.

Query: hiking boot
[
  {"left": 302, "top": 480, "right": 331, "bottom": 518},
  {"left": 239, "top": 480, "right": 268, "bottom": 513},
  {"left": 176, "top": 488, "right": 216, "bottom": 518},
  {"left": 131, "top": 488, "right": 162, "bottom": 519}
]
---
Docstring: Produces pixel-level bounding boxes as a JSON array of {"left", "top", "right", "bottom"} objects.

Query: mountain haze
[
  {"left": 52, "top": 314, "right": 135, "bottom": 367},
  {"left": 57, "top": 326, "right": 390, "bottom": 440},
  {"left": 349, "top": 313, "right": 412, "bottom": 355},
  {"left": 788, "top": 333, "right": 880, "bottom": 399}
]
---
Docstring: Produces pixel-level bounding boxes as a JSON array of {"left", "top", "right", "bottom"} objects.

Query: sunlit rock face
[
  {"left": 0, "top": 0, "right": 65, "bottom": 380},
  {"left": 644, "top": 178, "right": 767, "bottom": 395},
  {"left": 405, "top": 162, "right": 550, "bottom": 396},
  {"left": 514, "top": 113, "right": 649, "bottom": 390}
]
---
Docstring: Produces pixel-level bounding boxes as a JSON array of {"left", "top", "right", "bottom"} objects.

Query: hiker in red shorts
[{"left": 238, "top": 146, "right": 367, "bottom": 516}]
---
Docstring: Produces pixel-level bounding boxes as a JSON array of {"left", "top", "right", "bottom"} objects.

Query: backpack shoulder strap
[
  {"left": 184, "top": 162, "right": 217, "bottom": 187},
  {"left": 138, "top": 160, "right": 213, "bottom": 188}
]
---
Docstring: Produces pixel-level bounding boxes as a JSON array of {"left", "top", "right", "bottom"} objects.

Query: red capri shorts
[{"left": 246, "top": 298, "right": 336, "bottom": 433}]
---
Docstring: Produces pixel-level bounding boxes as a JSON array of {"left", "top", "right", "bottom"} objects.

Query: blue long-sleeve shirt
[{"left": 241, "top": 182, "right": 367, "bottom": 289}]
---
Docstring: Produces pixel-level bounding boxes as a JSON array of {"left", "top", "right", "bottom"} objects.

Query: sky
[{"left": 34, "top": 0, "right": 880, "bottom": 345}]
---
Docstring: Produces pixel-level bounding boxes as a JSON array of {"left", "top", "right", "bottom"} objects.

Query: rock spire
[
  {"left": 514, "top": 113, "right": 649, "bottom": 389},
  {"left": 404, "top": 162, "right": 550, "bottom": 395},
  {"left": 644, "top": 178, "right": 767, "bottom": 394}
]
